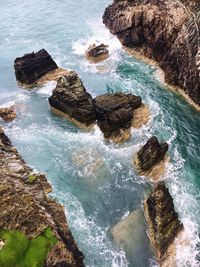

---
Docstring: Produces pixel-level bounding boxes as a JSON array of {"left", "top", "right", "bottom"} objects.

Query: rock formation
[
  {"left": 0, "top": 127, "right": 84, "bottom": 266},
  {"left": 134, "top": 136, "right": 169, "bottom": 180},
  {"left": 49, "top": 72, "right": 96, "bottom": 128},
  {"left": 144, "top": 181, "right": 184, "bottom": 266},
  {"left": 49, "top": 71, "right": 149, "bottom": 142},
  {"left": 14, "top": 49, "right": 58, "bottom": 85},
  {"left": 103, "top": 0, "right": 200, "bottom": 107},
  {"left": 0, "top": 106, "right": 16, "bottom": 121},
  {"left": 94, "top": 93, "right": 142, "bottom": 142},
  {"left": 85, "top": 44, "right": 109, "bottom": 63},
  {"left": 134, "top": 136, "right": 168, "bottom": 171}
]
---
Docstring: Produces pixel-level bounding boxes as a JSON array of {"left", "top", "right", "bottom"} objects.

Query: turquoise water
[{"left": 1, "top": 0, "right": 200, "bottom": 266}]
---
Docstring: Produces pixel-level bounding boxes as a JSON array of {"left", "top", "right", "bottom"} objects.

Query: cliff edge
[{"left": 103, "top": 0, "right": 200, "bottom": 106}]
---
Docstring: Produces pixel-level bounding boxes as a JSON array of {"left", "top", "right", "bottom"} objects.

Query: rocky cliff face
[
  {"left": 103, "top": 0, "right": 200, "bottom": 106},
  {"left": 0, "top": 127, "right": 84, "bottom": 267}
]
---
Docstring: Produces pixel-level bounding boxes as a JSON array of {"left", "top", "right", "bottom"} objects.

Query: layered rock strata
[
  {"left": 85, "top": 44, "right": 109, "bottom": 63},
  {"left": 94, "top": 93, "right": 142, "bottom": 142},
  {"left": 103, "top": 0, "right": 200, "bottom": 106},
  {"left": 134, "top": 136, "right": 169, "bottom": 180},
  {"left": 49, "top": 73, "right": 96, "bottom": 128},
  {"left": 0, "top": 127, "right": 84, "bottom": 267},
  {"left": 144, "top": 182, "right": 184, "bottom": 266},
  {"left": 14, "top": 49, "right": 58, "bottom": 85}
]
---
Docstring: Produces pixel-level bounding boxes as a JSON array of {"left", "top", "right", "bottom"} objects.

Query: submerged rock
[
  {"left": 49, "top": 72, "right": 96, "bottom": 128},
  {"left": 103, "top": 0, "right": 200, "bottom": 107},
  {"left": 94, "top": 93, "right": 142, "bottom": 143},
  {"left": 0, "top": 127, "right": 84, "bottom": 266},
  {"left": 14, "top": 49, "right": 58, "bottom": 86},
  {"left": 0, "top": 106, "right": 16, "bottom": 121},
  {"left": 85, "top": 44, "right": 109, "bottom": 63},
  {"left": 144, "top": 182, "right": 184, "bottom": 265},
  {"left": 111, "top": 209, "right": 151, "bottom": 266},
  {"left": 134, "top": 136, "right": 168, "bottom": 176}
]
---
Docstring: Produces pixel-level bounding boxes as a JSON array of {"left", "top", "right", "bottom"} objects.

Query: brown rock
[
  {"left": 0, "top": 106, "right": 16, "bottom": 122},
  {"left": 85, "top": 44, "right": 109, "bottom": 63}
]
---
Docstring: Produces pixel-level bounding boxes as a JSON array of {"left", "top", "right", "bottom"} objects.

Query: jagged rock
[
  {"left": 14, "top": 49, "right": 58, "bottom": 85},
  {"left": 94, "top": 93, "right": 142, "bottom": 143},
  {"left": 85, "top": 44, "right": 109, "bottom": 63},
  {"left": 144, "top": 182, "right": 184, "bottom": 264},
  {"left": 0, "top": 127, "right": 84, "bottom": 267},
  {"left": 49, "top": 72, "right": 96, "bottom": 128},
  {"left": 103, "top": 0, "right": 200, "bottom": 106},
  {"left": 134, "top": 136, "right": 168, "bottom": 172},
  {"left": 0, "top": 106, "right": 16, "bottom": 122}
]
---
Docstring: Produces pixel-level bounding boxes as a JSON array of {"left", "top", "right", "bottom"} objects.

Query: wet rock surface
[
  {"left": 0, "top": 127, "right": 84, "bottom": 267},
  {"left": 0, "top": 106, "right": 16, "bottom": 122},
  {"left": 14, "top": 49, "right": 58, "bottom": 85},
  {"left": 144, "top": 181, "right": 184, "bottom": 264},
  {"left": 49, "top": 72, "right": 147, "bottom": 142},
  {"left": 134, "top": 136, "right": 168, "bottom": 172},
  {"left": 49, "top": 72, "right": 96, "bottom": 127},
  {"left": 103, "top": 0, "right": 200, "bottom": 106},
  {"left": 85, "top": 44, "right": 109, "bottom": 63},
  {"left": 94, "top": 93, "right": 142, "bottom": 142}
]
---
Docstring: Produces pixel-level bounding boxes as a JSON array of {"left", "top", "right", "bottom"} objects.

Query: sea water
[{"left": 0, "top": 0, "right": 200, "bottom": 266}]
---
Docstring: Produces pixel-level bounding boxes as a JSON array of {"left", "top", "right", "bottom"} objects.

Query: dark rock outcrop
[
  {"left": 14, "top": 49, "right": 58, "bottom": 85},
  {"left": 85, "top": 44, "right": 109, "bottom": 63},
  {"left": 0, "top": 106, "right": 16, "bottom": 121},
  {"left": 49, "top": 72, "right": 96, "bottom": 127},
  {"left": 103, "top": 0, "right": 200, "bottom": 106},
  {"left": 94, "top": 93, "right": 142, "bottom": 142},
  {"left": 48, "top": 72, "right": 146, "bottom": 142},
  {"left": 134, "top": 136, "right": 168, "bottom": 172},
  {"left": 144, "top": 181, "right": 184, "bottom": 264},
  {"left": 0, "top": 127, "right": 84, "bottom": 266}
]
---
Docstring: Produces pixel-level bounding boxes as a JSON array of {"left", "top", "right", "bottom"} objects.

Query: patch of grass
[
  {"left": 0, "top": 230, "right": 29, "bottom": 267},
  {"left": 28, "top": 175, "right": 38, "bottom": 184},
  {"left": 0, "top": 228, "right": 58, "bottom": 267}
]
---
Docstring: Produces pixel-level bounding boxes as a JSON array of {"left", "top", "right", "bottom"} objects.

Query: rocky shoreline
[
  {"left": 103, "top": 0, "right": 200, "bottom": 108},
  {"left": 8, "top": 39, "right": 187, "bottom": 267},
  {"left": 0, "top": 127, "right": 84, "bottom": 266}
]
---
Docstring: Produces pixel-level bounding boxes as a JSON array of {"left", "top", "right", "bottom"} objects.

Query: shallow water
[{"left": 1, "top": 0, "right": 200, "bottom": 266}]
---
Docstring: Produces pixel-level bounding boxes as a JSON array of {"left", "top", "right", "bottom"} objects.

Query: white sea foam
[
  {"left": 72, "top": 19, "right": 122, "bottom": 73},
  {"left": 72, "top": 19, "right": 121, "bottom": 56},
  {"left": 38, "top": 81, "right": 56, "bottom": 96},
  {"left": 164, "top": 147, "right": 200, "bottom": 267},
  {"left": 0, "top": 101, "right": 16, "bottom": 108},
  {"left": 51, "top": 190, "right": 128, "bottom": 267}
]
